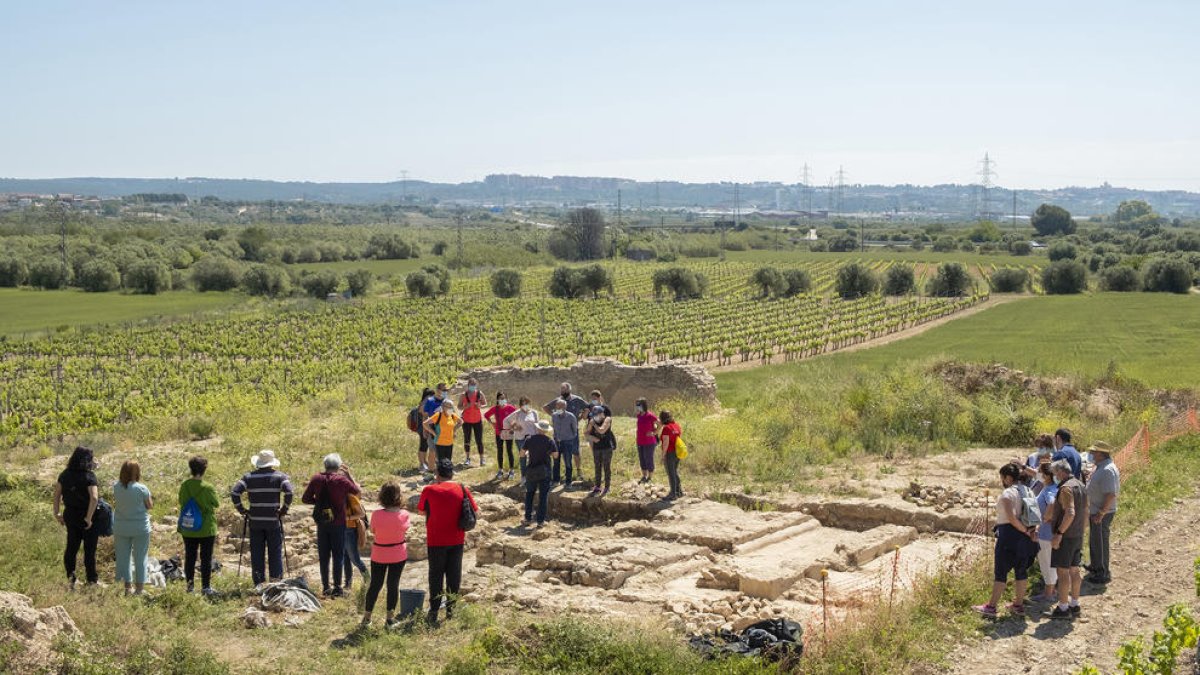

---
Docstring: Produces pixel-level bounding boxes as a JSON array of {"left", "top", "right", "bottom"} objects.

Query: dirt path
[
  {"left": 707, "top": 295, "right": 1028, "bottom": 373},
  {"left": 945, "top": 487, "right": 1200, "bottom": 675}
]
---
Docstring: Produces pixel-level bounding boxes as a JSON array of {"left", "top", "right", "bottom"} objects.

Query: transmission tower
[
  {"left": 835, "top": 166, "right": 847, "bottom": 216},
  {"left": 977, "top": 153, "right": 997, "bottom": 221},
  {"left": 801, "top": 164, "right": 813, "bottom": 216}
]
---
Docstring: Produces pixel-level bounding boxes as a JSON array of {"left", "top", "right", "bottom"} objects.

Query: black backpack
[
  {"left": 407, "top": 407, "right": 423, "bottom": 433},
  {"left": 458, "top": 483, "right": 477, "bottom": 532}
]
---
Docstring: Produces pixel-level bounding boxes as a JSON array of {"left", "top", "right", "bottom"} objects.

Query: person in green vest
[{"left": 178, "top": 456, "right": 220, "bottom": 595}]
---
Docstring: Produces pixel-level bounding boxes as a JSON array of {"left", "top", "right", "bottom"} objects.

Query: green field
[
  {"left": 0, "top": 288, "right": 247, "bottom": 337},
  {"left": 718, "top": 293, "right": 1200, "bottom": 396}
]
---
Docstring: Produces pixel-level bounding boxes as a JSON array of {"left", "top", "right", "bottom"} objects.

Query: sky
[{"left": 1, "top": 1, "right": 1197, "bottom": 191}]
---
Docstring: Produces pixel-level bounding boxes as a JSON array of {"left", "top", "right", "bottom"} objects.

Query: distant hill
[{"left": 2, "top": 175, "right": 1198, "bottom": 217}]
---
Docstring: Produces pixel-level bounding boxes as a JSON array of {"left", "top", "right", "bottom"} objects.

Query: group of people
[
  {"left": 53, "top": 446, "right": 477, "bottom": 628},
  {"left": 977, "top": 428, "right": 1121, "bottom": 620},
  {"left": 411, "top": 380, "right": 686, "bottom": 514}
]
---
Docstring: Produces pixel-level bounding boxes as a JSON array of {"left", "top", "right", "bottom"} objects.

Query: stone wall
[{"left": 455, "top": 359, "right": 718, "bottom": 415}]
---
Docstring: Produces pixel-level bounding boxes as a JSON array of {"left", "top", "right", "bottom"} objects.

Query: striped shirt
[{"left": 231, "top": 468, "right": 294, "bottom": 530}]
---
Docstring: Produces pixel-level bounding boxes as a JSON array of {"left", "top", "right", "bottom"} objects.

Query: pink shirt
[
  {"left": 636, "top": 411, "right": 659, "bottom": 445},
  {"left": 369, "top": 509, "right": 410, "bottom": 564}
]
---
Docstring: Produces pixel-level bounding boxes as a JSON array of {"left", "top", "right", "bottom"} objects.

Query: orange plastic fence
[{"left": 1113, "top": 407, "right": 1199, "bottom": 479}]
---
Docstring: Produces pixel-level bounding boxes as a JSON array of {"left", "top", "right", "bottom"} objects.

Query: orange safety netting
[{"left": 1113, "top": 407, "right": 1199, "bottom": 480}]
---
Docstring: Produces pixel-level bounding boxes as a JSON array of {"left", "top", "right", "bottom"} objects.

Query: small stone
[{"left": 241, "top": 607, "right": 271, "bottom": 629}]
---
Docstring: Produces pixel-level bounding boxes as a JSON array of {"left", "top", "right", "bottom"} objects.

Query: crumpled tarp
[
  {"left": 260, "top": 577, "right": 322, "bottom": 613},
  {"left": 688, "top": 618, "right": 804, "bottom": 661},
  {"left": 158, "top": 556, "right": 222, "bottom": 583}
]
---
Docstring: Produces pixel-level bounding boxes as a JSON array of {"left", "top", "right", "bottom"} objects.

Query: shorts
[
  {"left": 992, "top": 524, "right": 1037, "bottom": 582},
  {"left": 1050, "top": 536, "right": 1083, "bottom": 569}
]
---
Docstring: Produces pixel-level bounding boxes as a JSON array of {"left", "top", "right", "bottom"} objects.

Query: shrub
[
  {"left": 1031, "top": 203, "right": 1076, "bottom": 236},
  {"left": 188, "top": 417, "right": 215, "bottom": 440},
  {"left": 489, "top": 269, "right": 522, "bottom": 298},
  {"left": 125, "top": 260, "right": 171, "bottom": 294},
  {"left": 421, "top": 264, "right": 451, "bottom": 295},
  {"left": 345, "top": 268, "right": 373, "bottom": 297},
  {"left": 366, "top": 233, "right": 417, "bottom": 260},
  {"left": 750, "top": 267, "right": 786, "bottom": 298},
  {"left": 652, "top": 267, "right": 708, "bottom": 301},
  {"left": 1100, "top": 266, "right": 1141, "bottom": 292},
  {"left": 782, "top": 269, "right": 812, "bottom": 297},
  {"left": 1009, "top": 241, "right": 1032, "bottom": 256},
  {"left": 1142, "top": 258, "right": 1194, "bottom": 294},
  {"left": 29, "top": 259, "right": 70, "bottom": 289},
  {"left": 926, "top": 262, "right": 972, "bottom": 297},
  {"left": 989, "top": 268, "right": 1028, "bottom": 293},
  {"left": 1041, "top": 260, "right": 1088, "bottom": 294},
  {"left": 300, "top": 270, "right": 341, "bottom": 298},
  {"left": 548, "top": 266, "right": 586, "bottom": 299},
  {"left": 431, "top": 241, "right": 448, "bottom": 256},
  {"left": 0, "top": 257, "right": 29, "bottom": 287},
  {"left": 77, "top": 260, "right": 121, "bottom": 292},
  {"left": 882, "top": 265, "right": 915, "bottom": 296},
  {"left": 241, "top": 264, "right": 292, "bottom": 297},
  {"left": 548, "top": 208, "right": 607, "bottom": 261},
  {"left": 931, "top": 236, "right": 956, "bottom": 252},
  {"left": 1047, "top": 242, "right": 1077, "bottom": 261},
  {"left": 579, "top": 264, "right": 613, "bottom": 298},
  {"left": 835, "top": 263, "right": 879, "bottom": 299},
  {"left": 191, "top": 256, "right": 240, "bottom": 292},
  {"left": 827, "top": 234, "right": 859, "bottom": 252}
]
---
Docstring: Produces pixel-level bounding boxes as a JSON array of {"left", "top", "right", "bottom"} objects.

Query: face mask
[
  {"left": 591, "top": 399, "right": 600, "bottom": 405},
  {"left": 521, "top": 405, "right": 531, "bottom": 412},
  {"left": 594, "top": 414, "right": 605, "bottom": 422},
  {"left": 498, "top": 399, "right": 507, "bottom": 405},
  {"left": 426, "top": 396, "right": 434, "bottom": 402},
  {"left": 467, "top": 385, "right": 477, "bottom": 393},
  {"left": 636, "top": 405, "right": 645, "bottom": 413},
  {"left": 437, "top": 392, "right": 446, "bottom": 399},
  {"left": 561, "top": 391, "right": 570, "bottom": 398}
]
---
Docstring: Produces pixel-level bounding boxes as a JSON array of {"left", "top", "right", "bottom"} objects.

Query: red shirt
[
  {"left": 660, "top": 422, "right": 681, "bottom": 453},
  {"left": 636, "top": 411, "right": 660, "bottom": 445},
  {"left": 301, "top": 472, "right": 360, "bottom": 524},
  {"left": 484, "top": 404, "right": 516, "bottom": 435},
  {"left": 459, "top": 390, "right": 485, "bottom": 423},
  {"left": 418, "top": 481, "right": 477, "bottom": 547}
]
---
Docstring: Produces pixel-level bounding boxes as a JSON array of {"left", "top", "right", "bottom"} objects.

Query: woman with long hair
[
  {"left": 113, "top": 460, "right": 153, "bottom": 595},
  {"left": 53, "top": 447, "right": 101, "bottom": 589}
]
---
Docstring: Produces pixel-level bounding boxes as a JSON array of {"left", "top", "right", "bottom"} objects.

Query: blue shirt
[
  {"left": 423, "top": 396, "right": 445, "bottom": 417},
  {"left": 1036, "top": 482, "right": 1058, "bottom": 541},
  {"left": 1052, "top": 444, "right": 1082, "bottom": 479},
  {"left": 112, "top": 481, "right": 152, "bottom": 537}
]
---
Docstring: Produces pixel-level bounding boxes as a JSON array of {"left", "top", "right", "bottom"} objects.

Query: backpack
[
  {"left": 92, "top": 499, "right": 113, "bottom": 538},
  {"left": 179, "top": 496, "right": 203, "bottom": 532},
  {"left": 310, "top": 476, "right": 335, "bottom": 525},
  {"left": 407, "top": 407, "right": 422, "bottom": 433},
  {"left": 458, "top": 483, "right": 477, "bottom": 532},
  {"left": 1016, "top": 484, "right": 1042, "bottom": 529},
  {"left": 675, "top": 436, "right": 689, "bottom": 460}
]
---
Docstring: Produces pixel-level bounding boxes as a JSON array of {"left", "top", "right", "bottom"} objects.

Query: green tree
[
  {"left": 781, "top": 268, "right": 812, "bottom": 296},
  {"left": 366, "top": 233, "right": 418, "bottom": 260},
  {"left": 1031, "top": 204, "right": 1076, "bottom": 237},
  {"left": 420, "top": 264, "right": 451, "bottom": 295},
  {"left": 191, "top": 256, "right": 241, "bottom": 292},
  {"left": 78, "top": 260, "right": 122, "bottom": 292},
  {"left": 835, "top": 263, "right": 879, "bottom": 299},
  {"left": 1113, "top": 199, "right": 1158, "bottom": 230},
  {"left": 580, "top": 264, "right": 613, "bottom": 298},
  {"left": 926, "top": 262, "right": 972, "bottom": 297},
  {"left": 29, "top": 259, "right": 70, "bottom": 289},
  {"left": 346, "top": 268, "right": 373, "bottom": 297},
  {"left": 489, "top": 269, "right": 523, "bottom": 298},
  {"left": 548, "top": 208, "right": 608, "bottom": 261},
  {"left": 1142, "top": 258, "right": 1194, "bottom": 293},
  {"left": 652, "top": 267, "right": 709, "bottom": 301},
  {"left": 0, "top": 257, "right": 29, "bottom": 287},
  {"left": 750, "top": 266, "right": 787, "bottom": 298},
  {"left": 1008, "top": 241, "right": 1033, "bottom": 256},
  {"left": 989, "top": 268, "right": 1028, "bottom": 293},
  {"left": 1041, "top": 260, "right": 1088, "bottom": 294},
  {"left": 882, "top": 265, "right": 915, "bottom": 296},
  {"left": 932, "top": 236, "right": 957, "bottom": 252},
  {"left": 237, "top": 226, "right": 271, "bottom": 261},
  {"left": 1047, "top": 242, "right": 1078, "bottom": 261},
  {"left": 1099, "top": 266, "right": 1140, "bottom": 292},
  {"left": 125, "top": 260, "right": 171, "bottom": 294},
  {"left": 968, "top": 220, "right": 1002, "bottom": 243},
  {"left": 300, "top": 270, "right": 342, "bottom": 298},
  {"left": 547, "top": 266, "right": 587, "bottom": 299},
  {"left": 241, "top": 264, "right": 292, "bottom": 297}
]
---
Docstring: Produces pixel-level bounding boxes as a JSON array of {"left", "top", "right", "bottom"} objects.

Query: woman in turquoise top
[
  {"left": 112, "top": 460, "right": 153, "bottom": 595},
  {"left": 178, "top": 456, "right": 219, "bottom": 595}
]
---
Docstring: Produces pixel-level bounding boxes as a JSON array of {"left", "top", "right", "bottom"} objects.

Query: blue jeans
[
  {"left": 524, "top": 478, "right": 552, "bottom": 524},
  {"left": 343, "top": 527, "right": 368, "bottom": 586},
  {"left": 113, "top": 531, "right": 150, "bottom": 584},
  {"left": 553, "top": 437, "right": 579, "bottom": 482},
  {"left": 316, "top": 523, "right": 347, "bottom": 591},
  {"left": 249, "top": 527, "right": 284, "bottom": 585}
]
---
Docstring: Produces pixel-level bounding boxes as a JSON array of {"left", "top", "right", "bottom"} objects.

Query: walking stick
[
  {"left": 236, "top": 515, "right": 248, "bottom": 578},
  {"left": 279, "top": 516, "right": 292, "bottom": 577}
]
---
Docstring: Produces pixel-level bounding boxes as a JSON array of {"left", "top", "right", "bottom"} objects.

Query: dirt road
[{"left": 944, "top": 488, "right": 1200, "bottom": 675}]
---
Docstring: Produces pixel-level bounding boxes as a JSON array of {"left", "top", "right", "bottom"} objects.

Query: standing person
[
  {"left": 1084, "top": 442, "right": 1119, "bottom": 585},
  {"left": 543, "top": 381, "right": 589, "bottom": 418},
  {"left": 413, "top": 387, "right": 435, "bottom": 474},
  {"left": 550, "top": 399, "right": 580, "bottom": 487},
  {"left": 112, "top": 460, "right": 153, "bottom": 596},
  {"left": 585, "top": 405, "right": 616, "bottom": 497},
  {"left": 1021, "top": 434, "right": 1055, "bottom": 493},
  {"left": 659, "top": 411, "right": 684, "bottom": 500},
  {"left": 342, "top": 493, "right": 369, "bottom": 592},
  {"left": 1051, "top": 428, "right": 1082, "bottom": 479},
  {"left": 424, "top": 399, "right": 461, "bottom": 464},
  {"left": 421, "top": 384, "right": 450, "bottom": 471},
  {"left": 1031, "top": 462, "right": 1059, "bottom": 603},
  {"left": 231, "top": 449, "right": 294, "bottom": 587},
  {"left": 177, "top": 456, "right": 220, "bottom": 596},
  {"left": 634, "top": 398, "right": 660, "bottom": 485},
  {"left": 53, "top": 446, "right": 100, "bottom": 589},
  {"left": 418, "top": 459, "right": 478, "bottom": 627},
  {"left": 484, "top": 392, "right": 517, "bottom": 480},
  {"left": 1047, "top": 459, "right": 1087, "bottom": 620},
  {"left": 972, "top": 462, "right": 1039, "bottom": 618},
  {"left": 301, "top": 454, "right": 361, "bottom": 598},
  {"left": 361, "top": 479, "right": 410, "bottom": 629},
  {"left": 522, "top": 420, "right": 559, "bottom": 527},
  {"left": 504, "top": 397, "right": 540, "bottom": 486},
  {"left": 458, "top": 378, "right": 488, "bottom": 468},
  {"left": 588, "top": 390, "right": 613, "bottom": 417}
]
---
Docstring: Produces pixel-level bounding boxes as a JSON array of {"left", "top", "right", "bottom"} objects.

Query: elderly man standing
[
  {"left": 1047, "top": 458, "right": 1087, "bottom": 620},
  {"left": 543, "top": 381, "right": 589, "bottom": 418},
  {"left": 231, "top": 449, "right": 294, "bottom": 587},
  {"left": 1085, "top": 441, "right": 1119, "bottom": 585}
]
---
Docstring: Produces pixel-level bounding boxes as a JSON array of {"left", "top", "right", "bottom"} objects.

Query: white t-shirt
[{"left": 995, "top": 486, "right": 1020, "bottom": 527}]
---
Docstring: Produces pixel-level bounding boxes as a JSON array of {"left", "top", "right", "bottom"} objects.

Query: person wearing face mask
[
  {"left": 414, "top": 387, "right": 436, "bottom": 474},
  {"left": 457, "top": 378, "right": 487, "bottom": 468},
  {"left": 484, "top": 392, "right": 517, "bottom": 480},
  {"left": 503, "top": 397, "right": 540, "bottom": 487},
  {"left": 634, "top": 398, "right": 661, "bottom": 485},
  {"left": 585, "top": 405, "right": 616, "bottom": 497},
  {"left": 587, "top": 390, "right": 612, "bottom": 418},
  {"left": 420, "top": 385, "right": 449, "bottom": 472},
  {"left": 543, "top": 381, "right": 588, "bottom": 418}
]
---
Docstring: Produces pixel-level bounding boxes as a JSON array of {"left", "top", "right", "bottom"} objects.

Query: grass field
[
  {"left": 717, "top": 293, "right": 1200, "bottom": 396},
  {"left": 0, "top": 288, "right": 247, "bottom": 337}
]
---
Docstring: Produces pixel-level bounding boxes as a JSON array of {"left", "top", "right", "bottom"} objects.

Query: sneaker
[
  {"left": 186, "top": 582, "right": 194, "bottom": 594},
  {"left": 535, "top": 522, "right": 545, "bottom": 529},
  {"left": 322, "top": 587, "right": 333, "bottom": 597},
  {"left": 507, "top": 470, "right": 515, "bottom": 480},
  {"left": 385, "top": 617, "right": 401, "bottom": 630},
  {"left": 1069, "top": 605, "right": 1081, "bottom": 617},
  {"left": 1029, "top": 592, "right": 1056, "bottom": 603},
  {"left": 1049, "top": 606, "right": 1074, "bottom": 621},
  {"left": 331, "top": 587, "right": 345, "bottom": 599},
  {"left": 600, "top": 487, "right": 609, "bottom": 497},
  {"left": 972, "top": 604, "right": 998, "bottom": 618},
  {"left": 589, "top": 487, "right": 601, "bottom": 497},
  {"left": 464, "top": 457, "right": 473, "bottom": 467},
  {"left": 1006, "top": 602, "right": 1025, "bottom": 616},
  {"left": 495, "top": 470, "right": 504, "bottom": 480},
  {"left": 522, "top": 519, "right": 533, "bottom": 527},
  {"left": 201, "top": 588, "right": 218, "bottom": 598},
  {"left": 519, "top": 479, "right": 526, "bottom": 488},
  {"left": 420, "top": 463, "right": 429, "bottom": 473},
  {"left": 1084, "top": 575, "right": 1107, "bottom": 585},
  {"left": 479, "top": 457, "right": 486, "bottom": 467}
]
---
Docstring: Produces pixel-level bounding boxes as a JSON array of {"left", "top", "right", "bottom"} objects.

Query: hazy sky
[{"left": 2, "top": 1, "right": 1197, "bottom": 190}]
